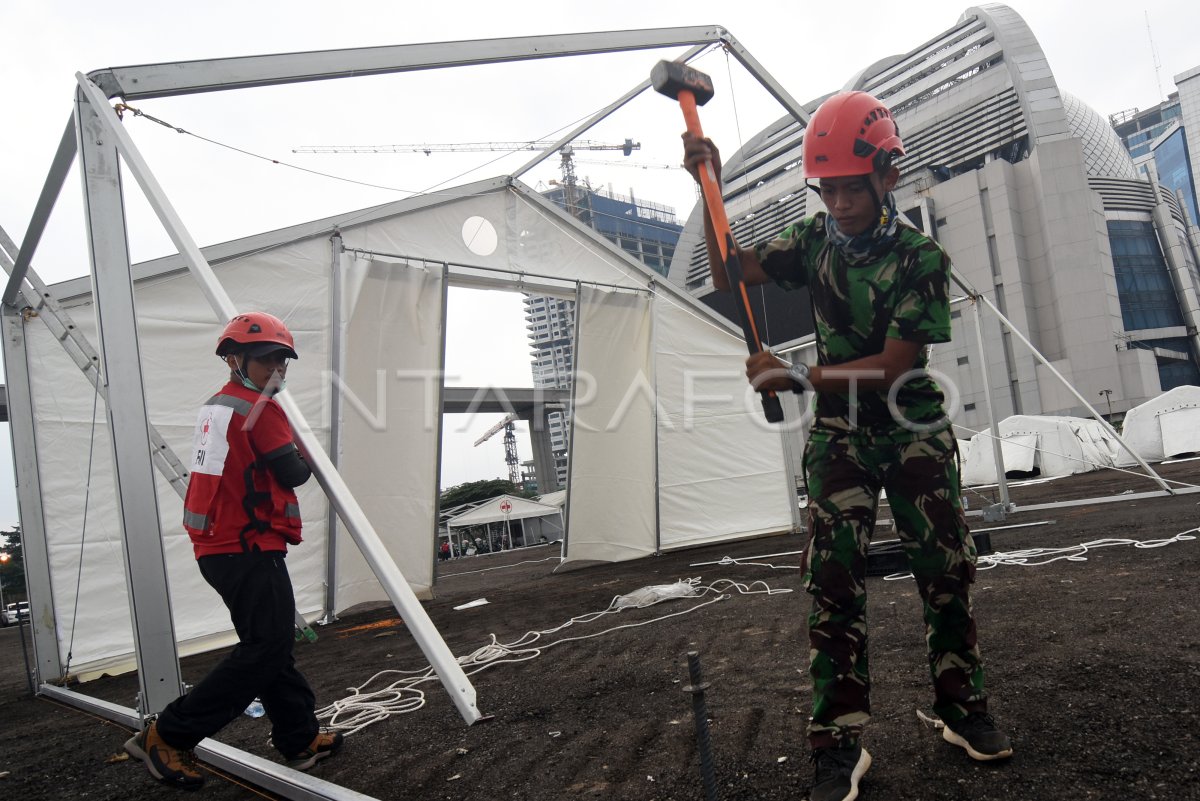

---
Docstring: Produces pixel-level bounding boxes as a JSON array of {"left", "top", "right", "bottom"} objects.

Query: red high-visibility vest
[{"left": 182, "top": 381, "right": 302, "bottom": 558}]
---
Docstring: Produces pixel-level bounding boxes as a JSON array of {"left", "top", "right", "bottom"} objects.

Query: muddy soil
[{"left": 2, "top": 461, "right": 1198, "bottom": 800}]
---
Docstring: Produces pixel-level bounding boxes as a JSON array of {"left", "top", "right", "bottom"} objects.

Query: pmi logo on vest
[{"left": 190, "top": 405, "right": 234, "bottom": 476}]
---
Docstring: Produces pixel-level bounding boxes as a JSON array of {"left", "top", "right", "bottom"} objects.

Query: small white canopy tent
[
  {"left": 1115, "top": 385, "right": 1200, "bottom": 466},
  {"left": 447, "top": 494, "right": 562, "bottom": 548},
  {"left": 446, "top": 495, "right": 560, "bottom": 527},
  {"left": 962, "top": 414, "right": 1119, "bottom": 486},
  {"left": 23, "top": 178, "right": 795, "bottom": 676}
]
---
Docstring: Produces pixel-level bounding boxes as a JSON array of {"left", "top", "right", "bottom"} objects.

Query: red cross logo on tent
[{"left": 499, "top": 499, "right": 512, "bottom": 514}]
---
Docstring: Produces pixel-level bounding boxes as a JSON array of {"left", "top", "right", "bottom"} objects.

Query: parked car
[{"left": 2, "top": 601, "right": 30, "bottom": 626}]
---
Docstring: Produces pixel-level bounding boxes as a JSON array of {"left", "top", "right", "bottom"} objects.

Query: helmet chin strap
[
  {"left": 228, "top": 355, "right": 261, "bottom": 392},
  {"left": 228, "top": 354, "right": 288, "bottom": 395},
  {"left": 866, "top": 150, "right": 895, "bottom": 225},
  {"left": 866, "top": 181, "right": 883, "bottom": 222},
  {"left": 865, "top": 165, "right": 897, "bottom": 229}
]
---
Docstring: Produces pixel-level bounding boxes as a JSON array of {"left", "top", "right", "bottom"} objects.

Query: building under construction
[{"left": 524, "top": 184, "right": 683, "bottom": 488}]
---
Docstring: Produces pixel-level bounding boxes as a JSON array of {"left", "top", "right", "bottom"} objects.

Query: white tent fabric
[
  {"left": 956, "top": 438, "right": 973, "bottom": 468},
  {"left": 564, "top": 287, "right": 658, "bottom": 563},
  {"left": 1114, "top": 385, "right": 1200, "bottom": 466},
  {"left": 26, "top": 240, "right": 334, "bottom": 675},
  {"left": 334, "top": 256, "right": 445, "bottom": 610},
  {"left": 961, "top": 415, "right": 1118, "bottom": 486},
  {"left": 25, "top": 179, "right": 793, "bottom": 675},
  {"left": 653, "top": 290, "right": 797, "bottom": 549},
  {"left": 447, "top": 495, "right": 560, "bottom": 527},
  {"left": 535, "top": 490, "right": 567, "bottom": 508}
]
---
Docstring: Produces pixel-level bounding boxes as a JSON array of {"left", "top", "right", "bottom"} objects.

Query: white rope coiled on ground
[
  {"left": 316, "top": 576, "right": 790, "bottom": 735},
  {"left": 882, "top": 525, "right": 1198, "bottom": 580}
]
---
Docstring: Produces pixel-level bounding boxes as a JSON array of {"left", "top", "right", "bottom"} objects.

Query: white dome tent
[
  {"left": 1115, "top": 385, "right": 1200, "bottom": 466},
  {"left": 961, "top": 414, "right": 1120, "bottom": 486}
]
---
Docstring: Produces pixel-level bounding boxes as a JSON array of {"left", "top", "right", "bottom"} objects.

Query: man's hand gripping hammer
[{"left": 651, "top": 60, "right": 785, "bottom": 423}]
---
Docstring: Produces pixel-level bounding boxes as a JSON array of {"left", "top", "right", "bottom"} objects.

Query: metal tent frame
[
  {"left": 1, "top": 26, "right": 807, "bottom": 801},
  {"left": 4, "top": 23, "right": 1190, "bottom": 801}
]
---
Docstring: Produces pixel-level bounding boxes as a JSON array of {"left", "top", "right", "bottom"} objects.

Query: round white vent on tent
[{"left": 462, "top": 216, "right": 498, "bottom": 256}]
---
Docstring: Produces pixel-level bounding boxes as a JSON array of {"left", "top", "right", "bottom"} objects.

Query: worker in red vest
[{"left": 125, "top": 312, "right": 342, "bottom": 789}]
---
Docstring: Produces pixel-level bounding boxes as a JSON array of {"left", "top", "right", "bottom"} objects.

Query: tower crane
[
  {"left": 473, "top": 412, "right": 522, "bottom": 486},
  {"left": 293, "top": 139, "right": 640, "bottom": 218}
]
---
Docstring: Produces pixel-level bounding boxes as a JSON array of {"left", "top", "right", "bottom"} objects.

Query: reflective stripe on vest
[
  {"left": 206, "top": 392, "right": 254, "bottom": 417},
  {"left": 183, "top": 509, "right": 209, "bottom": 532}
]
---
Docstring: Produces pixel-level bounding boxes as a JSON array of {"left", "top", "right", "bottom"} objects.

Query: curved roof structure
[
  {"left": 671, "top": 2, "right": 1143, "bottom": 289},
  {"left": 1062, "top": 92, "right": 1139, "bottom": 179}
]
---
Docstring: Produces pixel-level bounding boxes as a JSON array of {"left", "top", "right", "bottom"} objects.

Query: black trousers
[{"left": 156, "top": 551, "right": 317, "bottom": 756}]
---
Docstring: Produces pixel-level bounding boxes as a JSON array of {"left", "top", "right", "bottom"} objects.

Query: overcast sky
[{"left": 1, "top": 0, "right": 1197, "bottom": 529}]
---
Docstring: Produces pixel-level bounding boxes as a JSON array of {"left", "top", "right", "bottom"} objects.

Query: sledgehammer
[{"left": 652, "top": 60, "right": 784, "bottom": 423}]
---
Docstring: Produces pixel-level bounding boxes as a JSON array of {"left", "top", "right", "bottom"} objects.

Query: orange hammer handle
[
  {"left": 679, "top": 90, "right": 733, "bottom": 264},
  {"left": 677, "top": 89, "right": 781, "bottom": 423},
  {"left": 679, "top": 89, "right": 769, "bottom": 354}
]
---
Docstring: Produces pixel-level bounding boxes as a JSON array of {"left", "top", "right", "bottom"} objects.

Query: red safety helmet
[
  {"left": 803, "top": 91, "right": 905, "bottom": 178},
  {"left": 215, "top": 312, "right": 299, "bottom": 359}
]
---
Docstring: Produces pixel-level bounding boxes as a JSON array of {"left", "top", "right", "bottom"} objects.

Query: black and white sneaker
[
  {"left": 942, "top": 712, "right": 1013, "bottom": 761},
  {"left": 810, "top": 744, "right": 871, "bottom": 801}
]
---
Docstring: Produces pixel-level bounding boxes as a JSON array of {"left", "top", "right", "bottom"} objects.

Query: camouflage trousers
[{"left": 801, "top": 424, "right": 987, "bottom": 749}]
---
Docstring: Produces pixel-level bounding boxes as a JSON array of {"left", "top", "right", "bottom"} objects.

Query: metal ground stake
[{"left": 683, "top": 650, "right": 720, "bottom": 801}]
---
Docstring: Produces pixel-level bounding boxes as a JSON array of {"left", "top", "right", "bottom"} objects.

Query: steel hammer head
[{"left": 651, "top": 60, "right": 715, "bottom": 106}]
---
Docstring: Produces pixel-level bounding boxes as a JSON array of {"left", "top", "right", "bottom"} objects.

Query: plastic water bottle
[{"left": 244, "top": 699, "right": 265, "bottom": 718}]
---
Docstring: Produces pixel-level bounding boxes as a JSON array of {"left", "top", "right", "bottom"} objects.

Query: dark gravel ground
[{"left": 1, "top": 460, "right": 1198, "bottom": 800}]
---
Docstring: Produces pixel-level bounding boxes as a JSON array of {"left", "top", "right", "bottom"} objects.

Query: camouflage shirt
[{"left": 754, "top": 213, "right": 952, "bottom": 437}]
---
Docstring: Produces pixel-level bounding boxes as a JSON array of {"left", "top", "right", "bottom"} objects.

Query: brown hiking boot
[
  {"left": 124, "top": 720, "right": 204, "bottom": 790},
  {"left": 285, "top": 728, "right": 344, "bottom": 770}
]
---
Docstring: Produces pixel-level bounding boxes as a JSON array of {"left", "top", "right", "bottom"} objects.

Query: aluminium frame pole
[
  {"left": 0, "top": 302, "right": 63, "bottom": 683},
  {"left": 649, "top": 280, "right": 662, "bottom": 555},
  {"left": 780, "top": 353, "right": 809, "bottom": 534},
  {"left": 509, "top": 43, "right": 709, "bottom": 181},
  {"left": 93, "top": 27, "right": 738, "bottom": 101},
  {"left": 2, "top": 116, "right": 77, "bottom": 307},
  {"left": 508, "top": 31, "right": 810, "bottom": 188},
  {"left": 432, "top": 262, "right": 450, "bottom": 575},
  {"left": 971, "top": 297, "right": 1011, "bottom": 509},
  {"left": 974, "top": 292, "right": 1173, "bottom": 493},
  {"left": 75, "top": 86, "right": 185, "bottom": 715},
  {"left": 38, "top": 683, "right": 385, "bottom": 801},
  {"left": 76, "top": 73, "right": 482, "bottom": 724},
  {"left": 557, "top": 281, "right": 585, "bottom": 563},
  {"left": 323, "top": 235, "right": 344, "bottom": 622},
  {"left": 719, "top": 35, "right": 810, "bottom": 125}
]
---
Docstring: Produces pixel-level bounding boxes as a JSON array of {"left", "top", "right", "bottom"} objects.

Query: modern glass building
[
  {"left": 668, "top": 2, "right": 1200, "bottom": 426},
  {"left": 1113, "top": 94, "right": 1200, "bottom": 233}
]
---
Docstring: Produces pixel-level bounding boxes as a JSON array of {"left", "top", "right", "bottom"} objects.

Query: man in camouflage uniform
[{"left": 684, "top": 90, "right": 1011, "bottom": 801}]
